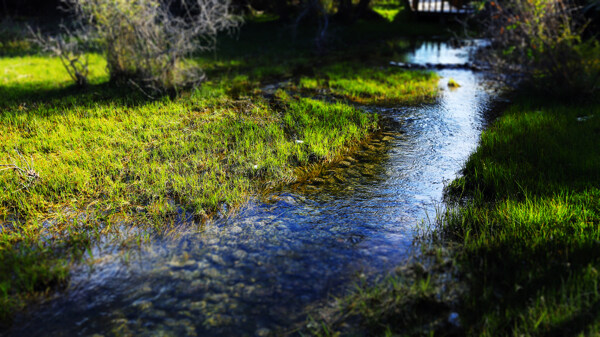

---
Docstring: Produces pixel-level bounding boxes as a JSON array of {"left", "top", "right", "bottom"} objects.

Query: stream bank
[{"left": 5, "top": 40, "right": 500, "bottom": 336}]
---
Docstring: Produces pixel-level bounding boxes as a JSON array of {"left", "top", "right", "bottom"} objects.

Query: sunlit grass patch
[
  {"left": 0, "top": 51, "right": 388, "bottom": 321},
  {"left": 373, "top": 8, "right": 401, "bottom": 22},
  {"left": 0, "top": 54, "right": 108, "bottom": 93},
  {"left": 298, "top": 62, "right": 439, "bottom": 106},
  {"left": 280, "top": 91, "right": 377, "bottom": 160},
  {"left": 0, "top": 68, "right": 378, "bottom": 223},
  {"left": 372, "top": 2, "right": 404, "bottom": 23}
]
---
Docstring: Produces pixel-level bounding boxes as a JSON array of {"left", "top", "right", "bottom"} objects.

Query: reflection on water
[
  {"left": 8, "top": 41, "right": 494, "bottom": 336},
  {"left": 405, "top": 39, "right": 481, "bottom": 65}
]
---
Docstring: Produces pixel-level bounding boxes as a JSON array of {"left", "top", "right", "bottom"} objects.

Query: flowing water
[{"left": 7, "top": 40, "right": 495, "bottom": 336}]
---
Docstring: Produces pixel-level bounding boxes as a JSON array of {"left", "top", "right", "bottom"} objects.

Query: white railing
[{"left": 410, "top": 0, "right": 472, "bottom": 14}]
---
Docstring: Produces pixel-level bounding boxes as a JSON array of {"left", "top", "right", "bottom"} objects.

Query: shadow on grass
[
  {"left": 459, "top": 242, "right": 600, "bottom": 334},
  {"left": 442, "top": 95, "right": 600, "bottom": 336},
  {"left": 546, "top": 299, "right": 600, "bottom": 337},
  {"left": 198, "top": 14, "right": 454, "bottom": 82},
  {"left": 0, "top": 81, "right": 160, "bottom": 118},
  {"left": 447, "top": 96, "right": 600, "bottom": 203}
]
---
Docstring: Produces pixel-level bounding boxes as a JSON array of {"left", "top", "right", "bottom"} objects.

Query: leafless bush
[
  {"left": 478, "top": 0, "right": 599, "bottom": 96},
  {"left": 0, "top": 150, "right": 40, "bottom": 193},
  {"left": 39, "top": 0, "right": 241, "bottom": 93},
  {"left": 30, "top": 25, "right": 91, "bottom": 86}
]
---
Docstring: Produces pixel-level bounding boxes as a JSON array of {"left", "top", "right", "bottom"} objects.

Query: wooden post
[{"left": 412, "top": 0, "right": 419, "bottom": 11}]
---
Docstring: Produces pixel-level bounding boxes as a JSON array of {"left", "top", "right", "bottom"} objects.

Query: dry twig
[
  {"left": 28, "top": 24, "right": 90, "bottom": 87},
  {"left": 0, "top": 150, "right": 40, "bottom": 193}
]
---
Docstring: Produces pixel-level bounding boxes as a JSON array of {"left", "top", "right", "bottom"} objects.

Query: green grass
[
  {"left": 0, "top": 13, "right": 444, "bottom": 323},
  {"left": 440, "top": 97, "right": 600, "bottom": 336},
  {"left": 316, "top": 95, "right": 600, "bottom": 336},
  {"left": 372, "top": 0, "right": 406, "bottom": 22},
  {"left": 298, "top": 62, "right": 439, "bottom": 106},
  {"left": 305, "top": 246, "right": 462, "bottom": 336}
]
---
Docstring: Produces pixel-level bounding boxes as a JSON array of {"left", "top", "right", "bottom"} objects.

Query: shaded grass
[
  {"left": 439, "top": 97, "right": 600, "bottom": 336},
  {"left": 0, "top": 18, "right": 37, "bottom": 57},
  {"left": 191, "top": 7, "right": 452, "bottom": 84},
  {"left": 317, "top": 95, "right": 600, "bottom": 336},
  {"left": 306, "top": 252, "right": 462, "bottom": 337}
]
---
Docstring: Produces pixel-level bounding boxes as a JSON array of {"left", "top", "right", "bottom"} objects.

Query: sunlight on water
[{"left": 8, "top": 40, "right": 497, "bottom": 337}]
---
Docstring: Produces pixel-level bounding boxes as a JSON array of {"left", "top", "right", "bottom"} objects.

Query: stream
[{"left": 7, "top": 40, "right": 495, "bottom": 336}]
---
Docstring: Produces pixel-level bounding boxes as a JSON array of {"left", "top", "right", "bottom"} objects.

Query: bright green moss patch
[{"left": 298, "top": 62, "right": 439, "bottom": 106}]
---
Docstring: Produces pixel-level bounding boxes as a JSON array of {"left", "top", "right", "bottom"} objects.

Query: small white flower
[
  {"left": 295, "top": 140, "right": 304, "bottom": 144},
  {"left": 253, "top": 165, "right": 258, "bottom": 169}
]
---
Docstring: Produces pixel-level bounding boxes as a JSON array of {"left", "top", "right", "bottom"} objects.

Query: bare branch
[
  {"left": 0, "top": 150, "right": 40, "bottom": 193},
  {"left": 29, "top": 23, "right": 90, "bottom": 87},
  {"left": 476, "top": 0, "right": 597, "bottom": 96},
  {"left": 31, "top": 0, "right": 242, "bottom": 93}
]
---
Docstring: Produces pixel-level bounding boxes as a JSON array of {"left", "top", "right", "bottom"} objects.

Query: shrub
[
  {"left": 30, "top": 24, "right": 92, "bottom": 86},
  {"left": 478, "top": 0, "right": 600, "bottom": 97},
  {"left": 38, "top": 0, "right": 241, "bottom": 92}
]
